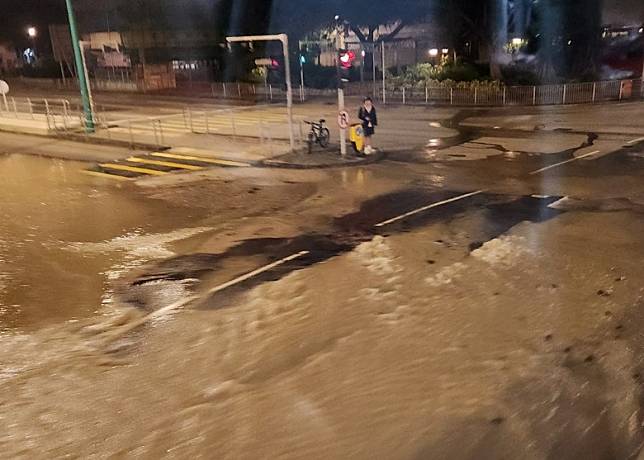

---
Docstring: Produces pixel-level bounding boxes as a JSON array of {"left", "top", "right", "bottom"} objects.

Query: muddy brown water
[{"left": 0, "top": 154, "right": 200, "bottom": 332}]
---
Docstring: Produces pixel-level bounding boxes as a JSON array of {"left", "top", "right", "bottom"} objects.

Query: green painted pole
[{"left": 64, "top": 0, "right": 94, "bottom": 132}]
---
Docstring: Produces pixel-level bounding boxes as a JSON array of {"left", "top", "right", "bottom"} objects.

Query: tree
[{"left": 270, "top": 0, "right": 433, "bottom": 74}]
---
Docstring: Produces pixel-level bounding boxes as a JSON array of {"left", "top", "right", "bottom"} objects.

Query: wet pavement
[
  {"left": 1, "top": 101, "right": 644, "bottom": 459},
  {"left": 0, "top": 154, "right": 207, "bottom": 331}
]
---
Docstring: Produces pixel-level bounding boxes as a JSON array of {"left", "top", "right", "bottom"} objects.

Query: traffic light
[
  {"left": 338, "top": 49, "right": 356, "bottom": 83},
  {"left": 339, "top": 49, "right": 356, "bottom": 70}
]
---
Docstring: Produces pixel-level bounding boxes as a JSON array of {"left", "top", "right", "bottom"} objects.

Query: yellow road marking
[
  {"left": 82, "top": 170, "right": 131, "bottom": 181},
  {"left": 99, "top": 163, "right": 168, "bottom": 176},
  {"left": 127, "top": 157, "right": 204, "bottom": 171},
  {"left": 151, "top": 152, "right": 251, "bottom": 168}
]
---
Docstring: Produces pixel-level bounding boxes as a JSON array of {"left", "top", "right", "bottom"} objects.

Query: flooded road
[
  {"left": 0, "top": 154, "right": 201, "bottom": 331},
  {"left": 1, "top": 110, "right": 644, "bottom": 458}
]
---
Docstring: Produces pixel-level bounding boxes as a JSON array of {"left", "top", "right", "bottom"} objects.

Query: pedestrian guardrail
[
  {"left": 373, "top": 78, "right": 642, "bottom": 106},
  {"left": 64, "top": 106, "right": 308, "bottom": 153},
  {"left": 45, "top": 75, "right": 644, "bottom": 107},
  {"left": 191, "top": 78, "right": 643, "bottom": 107},
  {"left": 0, "top": 96, "right": 76, "bottom": 130}
]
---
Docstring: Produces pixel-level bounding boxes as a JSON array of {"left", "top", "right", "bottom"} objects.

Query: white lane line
[
  {"left": 375, "top": 190, "right": 485, "bottom": 228},
  {"left": 529, "top": 150, "right": 600, "bottom": 175},
  {"left": 547, "top": 196, "right": 570, "bottom": 209},
  {"left": 626, "top": 137, "right": 644, "bottom": 145},
  {"left": 205, "top": 250, "right": 310, "bottom": 296},
  {"left": 104, "top": 251, "right": 310, "bottom": 340}
]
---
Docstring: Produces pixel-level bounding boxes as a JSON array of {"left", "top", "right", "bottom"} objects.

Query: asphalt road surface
[{"left": 1, "top": 99, "right": 644, "bottom": 459}]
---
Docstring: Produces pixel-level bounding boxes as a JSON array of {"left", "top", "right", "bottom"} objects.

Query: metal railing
[
  {"left": 82, "top": 106, "right": 306, "bottom": 151},
  {"left": 202, "top": 78, "right": 644, "bottom": 107},
  {"left": 0, "top": 96, "right": 76, "bottom": 130},
  {"left": 378, "top": 78, "right": 642, "bottom": 106}
]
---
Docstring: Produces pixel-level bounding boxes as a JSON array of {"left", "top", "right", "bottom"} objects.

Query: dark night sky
[
  {"left": 1, "top": 0, "right": 642, "bottom": 44},
  {"left": 0, "top": 0, "right": 67, "bottom": 43}
]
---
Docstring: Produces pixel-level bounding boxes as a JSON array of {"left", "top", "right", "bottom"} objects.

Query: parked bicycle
[{"left": 304, "top": 119, "right": 330, "bottom": 152}]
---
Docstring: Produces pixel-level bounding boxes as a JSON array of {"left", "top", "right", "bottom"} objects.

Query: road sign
[
  {"left": 255, "top": 58, "right": 273, "bottom": 66},
  {"left": 337, "top": 110, "right": 350, "bottom": 129},
  {"left": 0, "top": 80, "right": 9, "bottom": 95}
]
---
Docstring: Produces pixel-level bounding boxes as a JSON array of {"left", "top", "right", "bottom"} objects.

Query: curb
[
  {"left": 57, "top": 133, "right": 169, "bottom": 152},
  {"left": 0, "top": 125, "right": 168, "bottom": 152},
  {"left": 260, "top": 150, "right": 385, "bottom": 169}
]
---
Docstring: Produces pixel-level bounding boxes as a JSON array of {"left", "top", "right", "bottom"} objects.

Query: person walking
[{"left": 358, "top": 97, "right": 378, "bottom": 155}]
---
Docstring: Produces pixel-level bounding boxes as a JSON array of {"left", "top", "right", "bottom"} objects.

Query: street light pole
[
  {"left": 79, "top": 41, "right": 96, "bottom": 120},
  {"left": 64, "top": 0, "right": 94, "bottom": 132},
  {"left": 27, "top": 27, "right": 37, "bottom": 62}
]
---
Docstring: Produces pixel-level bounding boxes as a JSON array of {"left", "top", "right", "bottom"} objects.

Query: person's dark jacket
[{"left": 358, "top": 106, "right": 378, "bottom": 130}]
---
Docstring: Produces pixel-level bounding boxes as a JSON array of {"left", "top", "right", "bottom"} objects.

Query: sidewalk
[
  {"left": 0, "top": 114, "right": 80, "bottom": 136},
  {"left": 262, "top": 147, "right": 384, "bottom": 169}
]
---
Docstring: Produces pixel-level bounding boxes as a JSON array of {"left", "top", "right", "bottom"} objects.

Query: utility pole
[
  {"left": 65, "top": 0, "right": 94, "bottom": 132},
  {"left": 335, "top": 16, "right": 347, "bottom": 156}
]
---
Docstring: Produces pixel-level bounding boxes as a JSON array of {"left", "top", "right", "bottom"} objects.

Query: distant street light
[
  {"left": 441, "top": 48, "right": 449, "bottom": 55},
  {"left": 26, "top": 26, "right": 38, "bottom": 64},
  {"left": 428, "top": 48, "right": 439, "bottom": 57},
  {"left": 512, "top": 37, "right": 523, "bottom": 46}
]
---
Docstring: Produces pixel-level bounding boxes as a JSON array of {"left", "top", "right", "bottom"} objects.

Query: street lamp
[
  {"left": 512, "top": 37, "right": 523, "bottom": 46},
  {"left": 26, "top": 26, "right": 37, "bottom": 64},
  {"left": 428, "top": 48, "right": 439, "bottom": 57}
]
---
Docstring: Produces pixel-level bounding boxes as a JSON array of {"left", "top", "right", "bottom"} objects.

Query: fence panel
[
  {"left": 451, "top": 88, "right": 475, "bottom": 105},
  {"left": 476, "top": 88, "right": 504, "bottom": 106},
  {"left": 595, "top": 80, "right": 622, "bottom": 101},
  {"left": 536, "top": 84, "right": 564, "bottom": 105},
  {"left": 427, "top": 87, "right": 451, "bottom": 104},
  {"left": 565, "top": 82, "right": 594, "bottom": 104}
]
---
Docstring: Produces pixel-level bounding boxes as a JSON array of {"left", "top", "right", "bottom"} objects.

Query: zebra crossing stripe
[
  {"left": 151, "top": 152, "right": 251, "bottom": 168},
  {"left": 127, "top": 157, "right": 205, "bottom": 171}
]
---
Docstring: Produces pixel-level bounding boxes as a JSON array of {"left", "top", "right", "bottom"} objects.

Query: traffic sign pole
[{"left": 336, "top": 21, "right": 347, "bottom": 156}]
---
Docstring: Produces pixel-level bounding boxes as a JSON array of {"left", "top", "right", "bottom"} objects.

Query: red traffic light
[{"left": 339, "top": 50, "right": 356, "bottom": 69}]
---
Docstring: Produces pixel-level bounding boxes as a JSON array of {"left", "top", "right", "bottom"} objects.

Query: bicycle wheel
[{"left": 318, "top": 128, "right": 330, "bottom": 148}]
